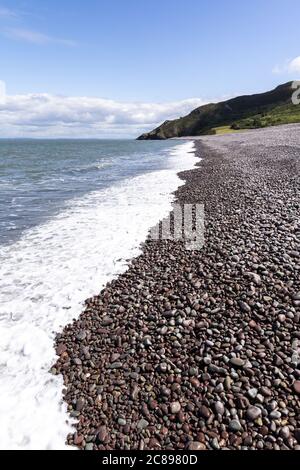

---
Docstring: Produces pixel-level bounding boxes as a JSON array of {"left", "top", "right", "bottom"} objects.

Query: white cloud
[
  {"left": 0, "top": 80, "right": 6, "bottom": 104},
  {"left": 273, "top": 56, "right": 300, "bottom": 75},
  {"left": 288, "top": 56, "right": 300, "bottom": 74},
  {"left": 3, "top": 27, "right": 76, "bottom": 46},
  {"left": 0, "top": 6, "right": 17, "bottom": 18},
  {"left": 0, "top": 92, "right": 209, "bottom": 138}
]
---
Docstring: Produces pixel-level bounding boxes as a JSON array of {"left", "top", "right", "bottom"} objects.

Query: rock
[
  {"left": 137, "top": 419, "right": 149, "bottom": 430},
  {"left": 280, "top": 426, "right": 290, "bottom": 439},
  {"left": 76, "top": 330, "right": 87, "bottom": 341},
  {"left": 118, "top": 418, "right": 127, "bottom": 426},
  {"left": 293, "top": 381, "right": 300, "bottom": 395},
  {"left": 260, "top": 386, "right": 272, "bottom": 397},
  {"left": 131, "top": 385, "right": 139, "bottom": 400},
  {"left": 199, "top": 405, "right": 211, "bottom": 420},
  {"left": 189, "top": 367, "right": 199, "bottom": 376},
  {"left": 214, "top": 401, "right": 225, "bottom": 415},
  {"left": 158, "top": 363, "right": 168, "bottom": 373},
  {"left": 102, "top": 316, "right": 113, "bottom": 326},
  {"left": 110, "top": 352, "right": 120, "bottom": 362},
  {"left": 230, "top": 357, "right": 245, "bottom": 368},
  {"left": 108, "top": 362, "right": 123, "bottom": 369},
  {"left": 211, "top": 437, "right": 220, "bottom": 450},
  {"left": 74, "top": 434, "right": 84, "bottom": 446},
  {"left": 294, "top": 429, "right": 300, "bottom": 444},
  {"left": 160, "top": 326, "right": 168, "bottom": 335},
  {"left": 229, "top": 420, "right": 243, "bottom": 432},
  {"left": 149, "top": 438, "right": 161, "bottom": 449},
  {"left": 148, "top": 399, "right": 158, "bottom": 410},
  {"left": 75, "top": 398, "right": 85, "bottom": 412},
  {"left": 178, "top": 410, "right": 186, "bottom": 423},
  {"left": 249, "top": 320, "right": 260, "bottom": 331},
  {"left": 190, "top": 377, "right": 201, "bottom": 388},
  {"left": 188, "top": 441, "right": 206, "bottom": 451},
  {"left": 97, "top": 426, "right": 107, "bottom": 443},
  {"left": 143, "top": 336, "right": 152, "bottom": 347},
  {"left": 73, "top": 357, "right": 82, "bottom": 366},
  {"left": 248, "top": 272, "right": 262, "bottom": 285},
  {"left": 246, "top": 406, "right": 262, "bottom": 421},
  {"left": 85, "top": 443, "right": 94, "bottom": 451},
  {"left": 56, "top": 343, "right": 67, "bottom": 355},
  {"left": 270, "top": 410, "right": 281, "bottom": 419},
  {"left": 238, "top": 301, "right": 251, "bottom": 313},
  {"left": 170, "top": 401, "right": 181, "bottom": 414},
  {"left": 225, "top": 376, "right": 232, "bottom": 390},
  {"left": 248, "top": 388, "right": 258, "bottom": 400}
]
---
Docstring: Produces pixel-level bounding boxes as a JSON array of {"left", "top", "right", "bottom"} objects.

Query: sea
[{"left": 0, "top": 138, "right": 197, "bottom": 449}]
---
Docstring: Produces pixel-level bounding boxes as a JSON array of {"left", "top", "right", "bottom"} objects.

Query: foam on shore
[{"left": 0, "top": 140, "right": 197, "bottom": 450}]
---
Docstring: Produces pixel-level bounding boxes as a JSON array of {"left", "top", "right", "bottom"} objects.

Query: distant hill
[{"left": 137, "top": 82, "right": 300, "bottom": 140}]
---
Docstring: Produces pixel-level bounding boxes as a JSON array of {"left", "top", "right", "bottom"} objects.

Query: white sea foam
[{"left": 0, "top": 140, "right": 197, "bottom": 450}]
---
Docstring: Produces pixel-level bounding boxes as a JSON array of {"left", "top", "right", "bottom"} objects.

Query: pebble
[
  {"left": 246, "top": 406, "right": 262, "bottom": 421},
  {"left": 211, "top": 437, "right": 220, "bottom": 450},
  {"left": 102, "top": 316, "right": 113, "bottom": 326},
  {"left": 131, "top": 385, "right": 139, "bottom": 400},
  {"left": 280, "top": 426, "right": 290, "bottom": 439},
  {"left": 238, "top": 301, "right": 251, "bottom": 313},
  {"left": 293, "top": 381, "right": 300, "bottom": 395},
  {"left": 230, "top": 357, "right": 245, "bottom": 368},
  {"left": 85, "top": 444, "right": 94, "bottom": 451},
  {"left": 270, "top": 410, "right": 281, "bottom": 420},
  {"left": 229, "top": 420, "right": 243, "bottom": 432},
  {"left": 247, "top": 388, "right": 258, "bottom": 400},
  {"left": 189, "top": 367, "right": 199, "bottom": 376},
  {"left": 76, "top": 330, "right": 87, "bottom": 341},
  {"left": 225, "top": 376, "right": 232, "bottom": 390},
  {"left": 214, "top": 401, "right": 225, "bottom": 415},
  {"left": 97, "top": 426, "right": 107, "bottom": 443},
  {"left": 158, "top": 363, "right": 168, "bottom": 373},
  {"left": 143, "top": 336, "right": 152, "bottom": 347},
  {"left": 188, "top": 442, "right": 206, "bottom": 451},
  {"left": 109, "top": 362, "right": 123, "bottom": 369},
  {"left": 137, "top": 419, "right": 149, "bottom": 430},
  {"left": 248, "top": 272, "right": 262, "bottom": 285},
  {"left": 170, "top": 402, "right": 181, "bottom": 414},
  {"left": 118, "top": 418, "right": 127, "bottom": 426},
  {"left": 75, "top": 398, "right": 85, "bottom": 412},
  {"left": 199, "top": 405, "right": 211, "bottom": 420}
]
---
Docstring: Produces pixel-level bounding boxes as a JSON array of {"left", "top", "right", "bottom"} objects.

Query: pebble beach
[{"left": 54, "top": 124, "right": 300, "bottom": 451}]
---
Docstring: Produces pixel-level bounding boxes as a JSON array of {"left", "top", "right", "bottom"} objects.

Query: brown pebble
[{"left": 188, "top": 441, "right": 206, "bottom": 451}]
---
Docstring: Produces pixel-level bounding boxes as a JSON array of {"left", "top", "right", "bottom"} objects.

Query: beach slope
[{"left": 55, "top": 124, "right": 300, "bottom": 450}]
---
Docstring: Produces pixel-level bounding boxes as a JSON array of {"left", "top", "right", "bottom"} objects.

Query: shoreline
[
  {"left": 0, "top": 140, "right": 196, "bottom": 450},
  {"left": 54, "top": 124, "right": 300, "bottom": 450}
]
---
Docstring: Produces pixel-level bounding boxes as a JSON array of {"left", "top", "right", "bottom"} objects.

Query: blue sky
[{"left": 0, "top": 0, "right": 299, "bottom": 137}]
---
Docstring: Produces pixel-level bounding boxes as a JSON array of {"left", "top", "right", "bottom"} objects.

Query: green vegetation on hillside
[
  {"left": 231, "top": 103, "right": 300, "bottom": 130},
  {"left": 137, "top": 82, "right": 300, "bottom": 140}
]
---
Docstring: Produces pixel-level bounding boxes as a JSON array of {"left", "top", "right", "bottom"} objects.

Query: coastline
[
  {"left": 0, "top": 140, "right": 197, "bottom": 450},
  {"left": 54, "top": 124, "right": 300, "bottom": 450}
]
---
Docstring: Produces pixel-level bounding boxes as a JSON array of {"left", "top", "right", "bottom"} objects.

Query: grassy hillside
[
  {"left": 137, "top": 82, "right": 300, "bottom": 139},
  {"left": 231, "top": 102, "right": 300, "bottom": 130}
]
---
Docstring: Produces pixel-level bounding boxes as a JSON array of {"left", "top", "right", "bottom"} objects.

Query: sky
[{"left": 0, "top": 0, "right": 300, "bottom": 137}]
